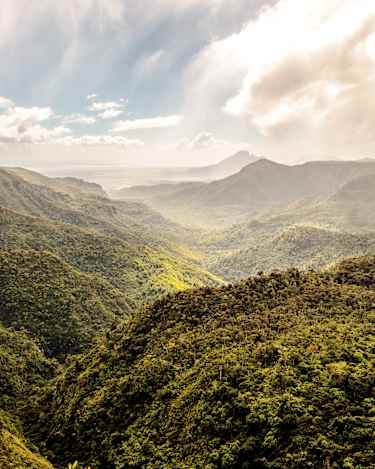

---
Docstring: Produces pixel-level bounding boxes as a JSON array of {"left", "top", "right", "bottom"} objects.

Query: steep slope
[
  {"left": 334, "top": 173, "right": 375, "bottom": 202},
  {"left": 203, "top": 173, "right": 375, "bottom": 280},
  {"left": 0, "top": 169, "right": 220, "bottom": 304},
  {"left": 0, "top": 169, "right": 74, "bottom": 219},
  {"left": 0, "top": 168, "right": 185, "bottom": 245},
  {"left": 208, "top": 225, "right": 375, "bottom": 281},
  {"left": 0, "top": 322, "right": 56, "bottom": 468},
  {"left": 251, "top": 172, "right": 375, "bottom": 234},
  {"left": 0, "top": 208, "right": 220, "bottom": 304},
  {"left": 0, "top": 250, "right": 130, "bottom": 358},
  {"left": 0, "top": 321, "right": 55, "bottom": 412},
  {"left": 31, "top": 257, "right": 375, "bottom": 468},
  {"left": 4, "top": 167, "right": 106, "bottom": 198},
  {"left": 0, "top": 411, "right": 53, "bottom": 469}
]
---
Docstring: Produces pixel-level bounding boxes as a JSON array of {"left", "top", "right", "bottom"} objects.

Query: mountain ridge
[{"left": 29, "top": 256, "right": 375, "bottom": 468}]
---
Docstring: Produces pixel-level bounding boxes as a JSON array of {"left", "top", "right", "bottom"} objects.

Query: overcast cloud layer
[{"left": 0, "top": 0, "right": 374, "bottom": 168}]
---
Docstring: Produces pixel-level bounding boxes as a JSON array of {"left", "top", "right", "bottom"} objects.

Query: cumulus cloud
[
  {"left": 55, "top": 135, "right": 144, "bottom": 146},
  {"left": 87, "top": 99, "right": 128, "bottom": 121},
  {"left": 186, "top": 0, "right": 375, "bottom": 156},
  {"left": 88, "top": 100, "right": 123, "bottom": 112},
  {"left": 112, "top": 115, "right": 183, "bottom": 132},
  {"left": 178, "top": 132, "right": 230, "bottom": 151},
  {"left": 0, "top": 104, "right": 71, "bottom": 143},
  {"left": 62, "top": 114, "right": 96, "bottom": 125},
  {"left": 97, "top": 109, "right": 123, "bottom": 120},
  {"left": 0, "top": 96, "right": 14, "bottom": 109}
]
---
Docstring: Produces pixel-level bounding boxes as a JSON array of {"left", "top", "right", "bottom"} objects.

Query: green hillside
[
  {"left": 250, "top": 173, "right": 375, "bottom": 234},
  {"left": 30, "top": 257, "right": 375, "bottom": 468},
  {"left": 0, "top": 411, "right": 53, "bottom": 469},
  {"left": 0, "top": 168, "right": 187, "bottom": 245},
  {"left": 208, "top": 224, "right": 375, "bottom": 281},
  {"left": 0, "top": 321, "right": 55, "bottom": 411},
  {"left": 0, "top": 208, "right": 221, "bottom": 304},
  {"left": 0, "top": 250, "right": 130, "bottom": 358},
  {"left": 0, "top": 168, "right": 220, "bottom": 305},
  {"left": 4, "top": 167, "right": 106, "bottom": 198},
  {"left": 0, "top": 320, "right": 56, "bottom": 468}
]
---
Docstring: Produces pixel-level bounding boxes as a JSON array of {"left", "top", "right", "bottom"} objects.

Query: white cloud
[
  {"left": 88, "top": 101, "right": 123, "bottom": 112},
  {"left": 186, "top": 0, "right": 375, "bottom": 156},
  {"left": 86, "top": 93, "right": 97, "bottom": 101},
  {"left": 62, "top": 113, "right": 96, "bottom": 125},
  {"left": 55, "top": 135, "right": 144, "bottom": 146},
  {"left": 7, "top": 106, "right": 54, "bottom": 123},
  {"left": 0, "top": 104, "right": 67, "bottom": 143},
  {"left": 178, "top": 132, "right": 230, "bottom": 150},
  {"left": 0, "top": 96, "right": 14, "bottom": 109},
  {"left": 97, "top": 109, "right": 123, "bottom": 120},
  {"left": 112, "top": 115, "right": 183, "bottom": 132}
]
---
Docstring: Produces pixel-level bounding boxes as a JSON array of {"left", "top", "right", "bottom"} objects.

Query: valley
[
  {"left": 0, "top": 154, "right": 374, "bottom": 468},
  {"left": 2, "top": 2, "right": 375, "bottom": 467}
]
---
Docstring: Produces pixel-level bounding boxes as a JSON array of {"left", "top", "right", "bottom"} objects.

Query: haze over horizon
[{"left": 0, "top": 0, "right": 374, "bottom": 171}]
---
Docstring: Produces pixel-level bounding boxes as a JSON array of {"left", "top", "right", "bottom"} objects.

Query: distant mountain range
[
  {"left": 116, "top": 158, "right": 375, "bottom": 226},
  {"left": 109, "top": 150, "right": 258, "bottom": 187},
  {"left": 1, "top": 160, "right": 375, "bottom": 468}
]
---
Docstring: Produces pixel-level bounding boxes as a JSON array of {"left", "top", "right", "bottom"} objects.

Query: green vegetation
[
  {"left": 208, "top": 224, "right": 375, "bottom": 281},
  {"left": 200, "top": 172, "right": 375, "bottom": 281},
  {"left": 0, "top": 321, "right": 55, "bottom": 411},
  {"left": 1, "top": 165, "right": 375, "bottom": 468},
  {"left": 0, "top": 208, "right": 221, "bottom": 305},
  {"left": 0, "top": 411, "right": 53, "bottom": 469},
  {"left": 3, "top": 167, "right": 106, "bottom": 198},
  {"left": 30, "top": 256, "right": 375, "bottom": 468},
  {"left": 0, "top": 308, "right": 56, "bottom": 468},
  {"left": 0, "top": 250, "right": 130, "bottom": 358},
  {"left": 0, "top": 168, "right": 221, "bottom": 306}
]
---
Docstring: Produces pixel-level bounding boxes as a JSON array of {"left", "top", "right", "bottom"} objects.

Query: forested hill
[
  {"left": 0, "top": 249, "right": 130, "bottom": 358},
  {"left": 30, "top": 256, "right": 375, "bottom": 468},
  {"left": 208, "top": 224, "right": 375, "bottom": 281},
  {"left": 3, "top": 166, "right": 106, "bottom": 198},
  {"left": 0, "top": 169, "right": 221, "bottom": 306}
]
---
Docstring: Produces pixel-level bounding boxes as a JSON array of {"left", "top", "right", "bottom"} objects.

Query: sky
[{"left": 0, "top": 0, "right": 374, "bottom": 169}]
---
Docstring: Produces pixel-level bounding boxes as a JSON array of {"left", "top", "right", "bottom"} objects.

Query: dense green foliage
[
  {"left": 0, "top": 321, "right": 55, "bottom": 411},
  {"left": 0, "top": 308, "right": 56, "bottom": 468},
  {"left": 1, "top": 165, "right": 375, "bottom": 468},
  {"left": 0, "top": 168, "right": 221, "bottom": 307},
  {"left": 0, "top": 250, "right": 130, "bottom": 358},
  {"left": 30, "top": 256, "right": 375, "bottom": 468},
  {"left": 0, "top": 411, "right": 53, "bottom": 469},
  {"left": 201, "top": 172, "right": 375, "bottom": 281},
  {"left": 208, "top": 224, "right": 375, "bottom": 281},
  {"left": 0, "top": 207, "right": 221, "bottom": 305}
]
